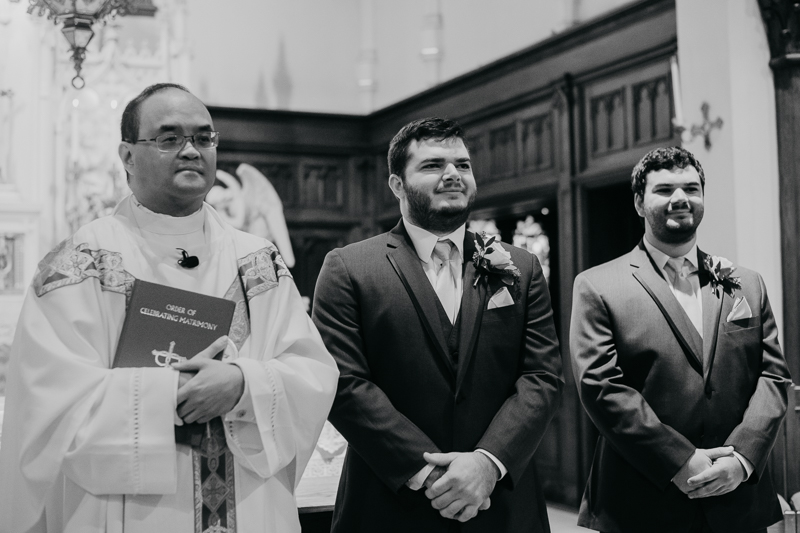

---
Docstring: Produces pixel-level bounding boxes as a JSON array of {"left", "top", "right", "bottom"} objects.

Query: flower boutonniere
[
  {"left": 703, "top": 255, "right": 742, "bottom": 297},
  {"left": 472, "top": 232, "right": 521, "bottom": 293}
]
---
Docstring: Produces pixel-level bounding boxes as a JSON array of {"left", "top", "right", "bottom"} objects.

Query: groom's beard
[{"left": 404, "top": 182, "right": 476, "bottom": 234}]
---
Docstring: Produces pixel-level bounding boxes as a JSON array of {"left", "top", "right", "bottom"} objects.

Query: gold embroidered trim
[
  {"left": 223, "top": 245, "right": 292, "bottom": 350},
  {"left": 33, "top": 237, "right": 134, "bottom": 300}
]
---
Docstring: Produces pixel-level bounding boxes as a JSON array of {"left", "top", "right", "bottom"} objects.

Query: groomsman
[
  {"left": 570, "top": 146, "right": 791, "bottom": 533},
  {"left": 313, "top": 117, "right": 563, "bottom": 532}
]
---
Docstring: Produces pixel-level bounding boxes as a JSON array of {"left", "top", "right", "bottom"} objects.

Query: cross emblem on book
[{"left": 152, "top": 341, "right": 186, "bottom": 367}]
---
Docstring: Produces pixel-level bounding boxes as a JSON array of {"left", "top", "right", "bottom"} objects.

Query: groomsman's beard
[
  {"left": 404, "top": 183, "right": 477, "bottom": 234},
  {"left": 648, "top": 210, "right": 704, "bottom": 245}
]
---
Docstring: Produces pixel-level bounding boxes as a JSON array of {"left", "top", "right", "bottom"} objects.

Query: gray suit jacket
[{"left": 570, "top": 241, "right": 791, "bottom": 533}]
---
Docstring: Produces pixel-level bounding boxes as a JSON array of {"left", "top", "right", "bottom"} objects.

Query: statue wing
[
  {"left": 236, "top": 163, "right": 296, "bottom": 268},
  {"left": 207, "top": 169, "right": 246, "bottom": 229}
]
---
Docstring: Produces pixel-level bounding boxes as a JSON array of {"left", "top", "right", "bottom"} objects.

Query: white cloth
[
  {"left": 643, "top": 237, "right": 753, "bottom": 481},
  {"left": 402, "top": 218, "right": 507, "bottom": 487},
  {"left": 0, "top": 195, "right": 339, "bottom": 533}
]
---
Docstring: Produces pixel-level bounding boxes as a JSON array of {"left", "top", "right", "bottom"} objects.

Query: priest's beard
[{"left": 404, "top": 182, "right": 476, "bottom": 234}]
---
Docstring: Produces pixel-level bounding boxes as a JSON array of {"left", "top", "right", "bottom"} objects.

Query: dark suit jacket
[
  {"left": 312, "top": 221, "right": 563, "bottom": 533},
  {"left": 570, "top": 241, "right": 791, "bottom": 533}
]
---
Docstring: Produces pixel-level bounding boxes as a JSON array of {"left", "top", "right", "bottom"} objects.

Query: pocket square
[
  {"left": 727, "top": 295, "right": 753, "bottom": 322},
  {"left": 487, "top": 286, "right": 514, "bottom": 309}
]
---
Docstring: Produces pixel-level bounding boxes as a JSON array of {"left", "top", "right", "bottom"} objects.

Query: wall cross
[{"left": 690, "top": 102, "right": 723, "bottom": 150}]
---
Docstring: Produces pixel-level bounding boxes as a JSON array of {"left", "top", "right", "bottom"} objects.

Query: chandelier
[{"left": 23, "top": 1, "right": 138, "bottom": 89}]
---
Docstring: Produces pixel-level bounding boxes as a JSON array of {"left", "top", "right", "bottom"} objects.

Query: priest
[{"left": 0, "top": 83, "right": 339, "bottom": 533}]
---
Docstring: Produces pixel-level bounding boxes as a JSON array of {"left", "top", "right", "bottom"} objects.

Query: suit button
[{"left": 455, "top": 393, "right": 465, "bottom": 405}]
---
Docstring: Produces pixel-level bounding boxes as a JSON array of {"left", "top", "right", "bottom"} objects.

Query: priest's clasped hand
[
  {"left": 423, "top": 451, "right": 498, "bottom": 523},
  {"left": 172, "top": 336, "right": 245, "bottom": 424}
]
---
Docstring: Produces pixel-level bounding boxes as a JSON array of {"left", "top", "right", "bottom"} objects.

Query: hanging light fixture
[{"left": 23, "top": 1, "right": 138, "bottom": 89}]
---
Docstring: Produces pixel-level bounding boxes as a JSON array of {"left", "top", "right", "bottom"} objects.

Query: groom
[
  {"left": 570, "top": 147, "right": 791, "bottom": 533},
  {"left": 313, "top": 117, "right": 563, "bottom": 532}
]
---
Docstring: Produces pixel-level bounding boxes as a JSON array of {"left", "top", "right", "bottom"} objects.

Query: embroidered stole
[{"left": 192, "top": 419, "right": 236, "bottom": 533}]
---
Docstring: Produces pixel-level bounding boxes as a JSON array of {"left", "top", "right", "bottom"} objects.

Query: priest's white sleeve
[
  {"left": 222, "top": 275, "right": 339, "bottom": 486},
  {"left": 0, "top": 279, "right": 179, "bottom": 533}
]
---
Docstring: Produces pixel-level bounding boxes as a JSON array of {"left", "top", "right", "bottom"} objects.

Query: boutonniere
[
  {"left": 472, "top": 232, "right": 521, "bottom": 294},
  {"left": 703, "top": 255, "right": 742, "bottom": 297}
]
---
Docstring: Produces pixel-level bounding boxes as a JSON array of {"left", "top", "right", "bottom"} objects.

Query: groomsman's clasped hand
[
  {"left": 423, "top": 451, "right": 496, "bottom": 522},
  {"left": 684, "top": 448, "right": 746, "bottom": 499}
]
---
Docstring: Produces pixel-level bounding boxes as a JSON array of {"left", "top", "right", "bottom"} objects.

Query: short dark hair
[
  {"left": 388, "top": 117, "right": 468, "bottom": 180},
  {"left": 121, "top": 83, "right": 190, "bottom": 143},
  {"left": 631, "top": 146, "right": 705, "bottom": 197}
]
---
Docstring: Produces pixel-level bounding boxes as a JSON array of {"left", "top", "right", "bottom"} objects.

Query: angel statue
[{"left": 206, "top": 163, "right": 296, "bottom": 268}]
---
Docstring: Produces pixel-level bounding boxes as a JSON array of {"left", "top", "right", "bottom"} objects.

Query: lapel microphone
[{"left": 177, "top": 248, "right": 200, "bottom": 269}]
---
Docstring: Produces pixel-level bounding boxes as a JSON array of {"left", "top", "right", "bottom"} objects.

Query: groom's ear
[
  {"left": 633, "top": 193, "right": 645, "bottom": 217},
  {"left": 388, "top": 174, "right": 405, "bottom": 201}
]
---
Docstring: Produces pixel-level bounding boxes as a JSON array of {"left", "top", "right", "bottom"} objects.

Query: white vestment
[{"left": 0, "top": 195, "right": 339, "bottom": 533}]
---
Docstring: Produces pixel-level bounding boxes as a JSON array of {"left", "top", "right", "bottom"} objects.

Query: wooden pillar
[
  {"left": 759, "top": 0, "right": 800, "bottom": 500},
  {"left": 759, "top": 0, "right": 800, "bottom": 381},
  {"left": 553, "top": 74, "right": 581, "bottom": 506}
]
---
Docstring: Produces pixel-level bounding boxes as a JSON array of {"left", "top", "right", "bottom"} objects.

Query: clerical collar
[
  {"left": 130, "top": 195, "right": 205, "bottom": 236},
  {"left": 402, "top": 217, "right": 465, "bottom": 264}
]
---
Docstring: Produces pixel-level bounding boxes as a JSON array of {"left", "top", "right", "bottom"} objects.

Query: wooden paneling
[
  {"left": 591, "top": 88, "right": 627, "bottom": 156},
  {"left": 488, "top": 124, "right": 517, "bottom": 180},
  {"left": 522, "top": 114, "right": 554, "bottom": 173},
  {"left": 633, "top": 75, "right": 673, "bottom": 145}
]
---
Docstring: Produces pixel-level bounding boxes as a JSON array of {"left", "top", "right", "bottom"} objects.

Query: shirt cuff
[
  {"left": 407, "top": 464, "right": 435, "bottom": 490},
  {"left": 476, "top": 449, "right": 507, "bottom": 480},
  {"left": 732, "top": 451, "right": 754, "bottom": 481}
]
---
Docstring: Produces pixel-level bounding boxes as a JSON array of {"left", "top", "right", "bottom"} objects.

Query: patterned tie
[
  {"left": 432, "top": 239, "right": 459, "bottom": 323},
  {"left": 665, "top": 257, "right": 703, "bottom": 339}
]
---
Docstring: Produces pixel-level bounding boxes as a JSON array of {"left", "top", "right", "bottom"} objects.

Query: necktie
[
  {"left": 432, "top": 240, "right": 459, "bottom": 323},
  {"left": 665, "top": 257, "right": 703, "bottom": 338}
]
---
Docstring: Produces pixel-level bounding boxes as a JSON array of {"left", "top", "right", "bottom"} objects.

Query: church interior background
[{"left": 1, "top": 0, "right": 799, "bottom": 529}]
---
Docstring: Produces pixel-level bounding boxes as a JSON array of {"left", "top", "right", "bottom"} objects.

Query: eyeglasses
[{"left": 130, "top": 131, "right": 220, "bottom": 152}]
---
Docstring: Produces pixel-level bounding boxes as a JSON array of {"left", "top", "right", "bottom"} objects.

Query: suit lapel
[
  {"left": 455, "top": 233, "right": 488, "bottom": 396},
  {"left": 698, "top": 249, "right": 724, "bottom": 389},
  {"left": 630, "top": 242, "right": 703, "bottom": 373},
  {"left": 386, "top": 222, "right": 456, "bottom": 381}
]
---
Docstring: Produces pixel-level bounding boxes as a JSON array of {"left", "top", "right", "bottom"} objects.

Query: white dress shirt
[
  {"left": 643, "top": 236, "right": 753, "bottom": 481},
  {"left": 643, "top": 238, "right": 703, "bottom": 336},
  {"left": 402, "top": 218, "right": 507, "bottom": 489}
]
